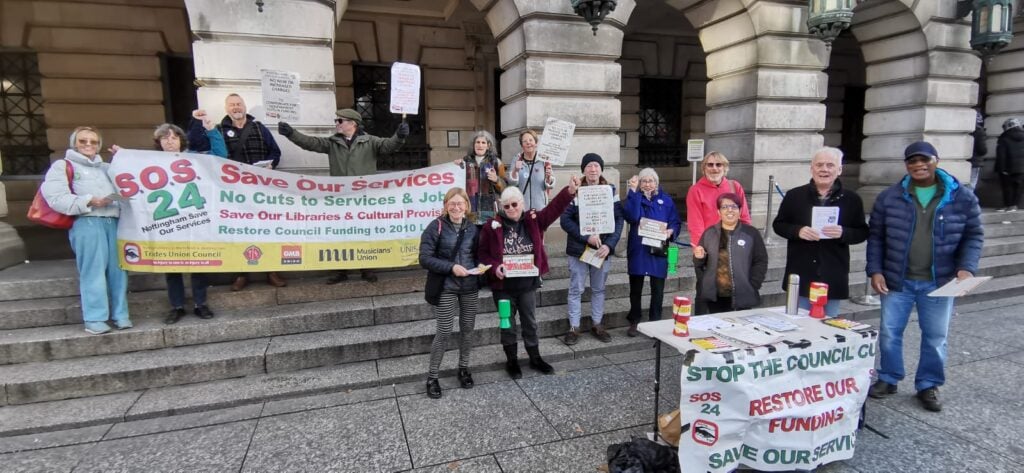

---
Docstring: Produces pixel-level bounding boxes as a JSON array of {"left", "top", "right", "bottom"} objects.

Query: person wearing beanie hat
[
  {"left": 559, "top": 153, "right": 623, "bottom": 345},
  {"left": 277, "top": 109, "right": 409, "bottom": 284},
  {"left": 997, "top": 117, "right": 1024, "bottom": 211},
  {"left": 968, "top": 111, "right": 988, "bottom": 189},
  {"left": 866, "top": 140, "right": 983, "bottom": 413}
]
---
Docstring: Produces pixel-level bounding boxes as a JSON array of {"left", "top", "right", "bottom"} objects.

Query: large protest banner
[
  {"left": 109, "top": 150, "right": 464, "bottom": 272},
  {"left": 678, "top": 334, "right": 875, "bottom": 472}
]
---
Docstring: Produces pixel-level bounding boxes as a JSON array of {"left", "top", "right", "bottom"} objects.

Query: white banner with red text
[
  {"left": 679, "top": 335, "right": 875, "bottom": 472},
  {"left": 108, "top": 150, "right": 464, "bottom": 272}
]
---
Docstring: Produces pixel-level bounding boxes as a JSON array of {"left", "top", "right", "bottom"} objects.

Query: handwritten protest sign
[
  {"left": 261, "top": 69, "right": 301, "bottom": 123},
  {"left": 577, "top": 185, "right": 615, "bottom": 235},
  {"left": 536, "top": 117, "right": 575, "bottom": 166},
  {"left": 390, "top": 62, "right": 421, "bottom": 115},
  {"left": 109, "top": 150, "right": 463, "bottom": 272}
]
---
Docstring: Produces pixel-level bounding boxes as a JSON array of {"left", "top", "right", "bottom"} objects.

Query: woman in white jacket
[{"left": 41, "top": 126, "right": 131, "bottom": 334}]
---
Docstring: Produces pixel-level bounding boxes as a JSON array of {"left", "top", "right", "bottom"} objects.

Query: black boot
[
  {"left": 503, "top": 344, "right": 522, "bottom": 380},
  {"left": 526, "top": 345, "right": 554, "bottom": 375}
]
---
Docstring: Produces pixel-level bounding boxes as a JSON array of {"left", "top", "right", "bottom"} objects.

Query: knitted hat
[
  {"left": 904, "top": 141, "right": 939, "bottom": 161},
  {"left": 1003, "top": 117, "right": 1022, "bottom": 131},
  {"left": 580, "top": 153, "right": 604, "bottom": 172},
  {"left": 336, "top": 109, "right": 363, "bottom": 127}
]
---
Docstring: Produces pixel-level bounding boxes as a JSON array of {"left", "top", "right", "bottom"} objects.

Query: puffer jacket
[
  {"left": 41, "top": 150, "right": 120, "bottom": 218},
  {"left": 419, "top": 216, "right": 480, "bottom": 294},
  {"left": 866, "top": 168, "right": 984, "bottom": 292},
  {"left": 560, "top": 181, "right": 624, "bottom": 257},
  {"left": 685, "top": 176, "right": 752, "bottom": 246},
  {"left": 996, "top": 127, "right": 1024, "bottom": 175},
  {"left": 286, "top": 128, "right": 405, "bottom": 177},
  {"left": 693, "top": 223, "right": 768, "bottom": 310},
  {"left": 622, "top": 188, "right": 683, "bottom": 279}
]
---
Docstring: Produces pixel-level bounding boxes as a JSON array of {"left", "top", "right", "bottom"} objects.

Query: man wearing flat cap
[
  {"left": 865, "top": 141, "right": 983, "bottom": 413},
  {"left": 278, "top": 109, "right": 408, "bottom": 284}
]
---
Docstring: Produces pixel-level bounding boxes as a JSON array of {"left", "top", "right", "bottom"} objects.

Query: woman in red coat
[{"left": 478, "top": 176, "right": 579, "bottom": 379}]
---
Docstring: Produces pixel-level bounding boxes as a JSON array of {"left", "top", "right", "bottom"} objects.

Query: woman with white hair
[
  {"left": 623, "top": 168, "right": 682, "bottom": 336},
  {"left": 478, "top": 176, "right": 580, "bottom": 379},
  {"left": 41, "top": 126, "right": 131, "bottom": 334},
  {"left": 456, "top": 130, "right": 507, "bottom": 225}
]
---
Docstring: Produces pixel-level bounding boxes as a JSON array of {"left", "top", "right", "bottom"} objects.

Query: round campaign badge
[
  {"left": 226, "top": 130, "right": 236, "bottom": 137},
  {"left": 657, "top": 199, "right": 664, "bottom": 204},
  {"left": 737, "top": 239, "right": 746, "bottom": 247}
]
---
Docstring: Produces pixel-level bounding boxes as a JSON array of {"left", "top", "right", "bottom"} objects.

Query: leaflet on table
[
  {"left": 711, "top": 324, "right": 784, "bottom": 346},
  {"left": 739, "top": 313, "right": 801, "bottom": 332},
  {"left": 466, "top": 264, "right": 492, "bottom": 276},
  {"left": 579, "top": 246, "right": 606, "bottom": 269},
  {"left": 927, "top": 276, "right": 992, "bottom": 297},
  {"left": 690, "top": 336, "right": 737, "bottom": 353},
  {"left": 821, "top": 318, "right": 872, "bottom": 331},
  {"left": 811, "top": 206, "right": 840, "bottom": 239},
  {"left": 687, "top": 316, "right": 734, "bottom": 332},
  {"left": 502, "top": 254, "right": 538, "bottom": 277},
  {"left": 637, "top": 217, "right": 668, "bottom": 240}
]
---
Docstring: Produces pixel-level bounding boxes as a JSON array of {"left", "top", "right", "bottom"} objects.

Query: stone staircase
[{"left": 2, "top": 210, "right": 1024, "bottom": 436}]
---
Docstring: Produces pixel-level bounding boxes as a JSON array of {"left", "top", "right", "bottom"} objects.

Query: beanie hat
[
  {"left": 580, "top": 153, "right": 604, "bottom": 172},
  {"left": 1003, "top": 117, "right": 1022, "bottom": 131},
  {"left": 904, "top": 141, "right": 939, "bottom": 161},
  {"left": 336, "top": 109, "right": 363, "bottom": 127}
]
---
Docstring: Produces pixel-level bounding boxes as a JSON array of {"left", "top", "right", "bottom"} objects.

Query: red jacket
[
  {"left": 478, "top": 187, "right": 574, "bottom": 291},
  {"left": 685, "top": 176, "right": 751, "bottom": 246}
]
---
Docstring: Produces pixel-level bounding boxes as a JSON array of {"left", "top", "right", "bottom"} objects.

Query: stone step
[{"left": 4, "top": 284, "right": 1024, "bottom": 438}]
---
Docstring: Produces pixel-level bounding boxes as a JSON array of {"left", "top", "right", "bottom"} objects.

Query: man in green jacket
[{"left": 279, "top": 109, "right": 408, "bottom": 283}]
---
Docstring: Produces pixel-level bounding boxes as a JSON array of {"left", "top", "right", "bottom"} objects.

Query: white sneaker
[
  {"left": 997, "top": 207, "right": 1008, "bottom": 212},
  {"left": 1009, "top": 206, "right": 1018, "bottom": 213}
]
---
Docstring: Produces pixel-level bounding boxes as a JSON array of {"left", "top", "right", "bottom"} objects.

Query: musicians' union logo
[{"left": 243, "top": 245, "right": 263, "bottom": 266}]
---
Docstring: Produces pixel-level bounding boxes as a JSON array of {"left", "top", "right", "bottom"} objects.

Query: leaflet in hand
[
  {"left": 579, "top": 246, "right": 606, "bottom": 269},
  {"left": 466, "top": 264, "right": 492, "bottom": 276},
  {"left": 927, "top": 276, "right": 992, "bottom": 297},
  {"left": 638, "top": 218, "right": 668, "bottom": 240},
  {"left": 811, "top": 206, "right": 840, "bottom": 239},
  {"left": 252, "top": 159, "right": 274, "bottom": 168}
]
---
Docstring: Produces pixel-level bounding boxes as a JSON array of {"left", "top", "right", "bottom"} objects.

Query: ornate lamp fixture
[
  {"left": 958, "top": 0, "right": 1014, "bottom": 61},
  {"left": 806, "top": 0, "right": 858, "bottom": 49},
  {"left": 571, "top": 0, "right": 617, "bottom": 36}
]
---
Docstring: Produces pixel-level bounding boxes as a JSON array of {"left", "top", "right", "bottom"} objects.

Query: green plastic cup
[
  {"left": 497, "top": 299, "right": 512, "bottom": 329},
  {"left": 667, "top": 245, "right": 679, "bottom": 275}
]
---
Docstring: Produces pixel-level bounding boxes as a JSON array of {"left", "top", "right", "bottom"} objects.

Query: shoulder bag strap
[{"left": 64, "top": 159, "right": 75, "bottom": 195}]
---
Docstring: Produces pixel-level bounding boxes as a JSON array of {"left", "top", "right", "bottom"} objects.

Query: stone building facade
[{"left": 0, "top": 0, "right": 1020, "bottom": 263}]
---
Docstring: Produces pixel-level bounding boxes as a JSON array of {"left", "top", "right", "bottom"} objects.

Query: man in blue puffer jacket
[{"left": 865, "top": 141, "right": 984, "bottom": 413}]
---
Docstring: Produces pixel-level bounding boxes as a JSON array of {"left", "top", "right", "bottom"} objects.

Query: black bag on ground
[{"left": 606, "top": 437, "right": 679, "bottom": 473}]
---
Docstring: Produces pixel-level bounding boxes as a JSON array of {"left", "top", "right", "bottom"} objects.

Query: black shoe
[
  {"left": 361, "top": 270, "right": 378, "bottom": 283},
  {"left": 917, "top": 387, "right": 942, "bottom": 412},
  {"left": 194, "top": 305, "right": 215, "bottom": 319},
  {"left": 868, "top": 380, "right": 897, "bottom": 399},
  {"left": 526, "top": 346, "right": 554, "bottom": 375},
  {"left": 326, "top": 271, "right": 347, "bottom": 285},
  {"left": 164, "top": 307, "right": 186, "bottom": 325},
  {"left": 457, "top": 369, "right": 474, "bottom": 389},
  {"left": 503, "top": 345, "right": 522, "bottom": 380},
  {"left": 627, "top": 323, "right": 639, "bottom": 337},
  {"left": 426, "top": 378, "right": 442, "bottom": 399}
]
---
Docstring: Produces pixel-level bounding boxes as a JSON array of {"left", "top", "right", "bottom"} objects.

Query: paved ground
[{"left": 2, "top": 296, "right": 1023, "bottom": 473}]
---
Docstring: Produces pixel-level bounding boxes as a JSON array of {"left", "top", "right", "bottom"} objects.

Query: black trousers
[
  {"left": 492, "top": 289, "right": 539, "bottom": 348},
  {"left": 627, "top": 275, "right": 666, "bottom": 323},
  {"left": 705, "top": 297, "right": 734, "bottom": 315},
  {"left": 1000, "top": 173, "right": 1024, "bottom": 207}
]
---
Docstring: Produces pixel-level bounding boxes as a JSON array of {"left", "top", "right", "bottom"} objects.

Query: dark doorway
[
  {"left": 160, "top": 53, "right": 198, "bottom": 129},
  {"left": 352, "top": 63, "right": 429, "bottom": 170}
]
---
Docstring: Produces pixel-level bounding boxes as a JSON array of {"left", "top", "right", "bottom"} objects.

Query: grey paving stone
[
  {"left": 614, "top": 351, "right": 687, "bottom": 413},
  {"left": 1002, "top": 349, "right": 1024, "bottom": 366},
  {"left": 73, "top": 421, "right": 253, "bottom": 472},
  {"left": 407, "top": 455, "right": 502, "bottom": 473},
  {"left": 261, "top": 385, "right": 395, "bottom": 417},
  {"left": 0, "top": 391, "right": 140, "bottom": 436},
  {"left": 493, "top": 426, "right": 646, "bottom": 473},
  {"left": 851, "top": 403, "right": 1022, "bottom": 472},
  {"left": 126, "top": 361, "right": 378, "bottom": 419},
  {"left": 0, "top": 424, "right": 109, "bottom": 454},
  {"left": 0, "top": 442, "right": 94, "bottom": 473},
  {"left": 399, "top": 381, "right": 560, "bottom": 467},
  {"left": 517, "top": 365, "right": 654, "bottom": 438},
  {"left": 104, "top": 404, "right": 263, "bottom": 440},
  {"left": 951, "top": 304, "right": 1024, "bottom": 349},
  {"left": 241, "top": 398, "right": 410, "bottom": 472}
]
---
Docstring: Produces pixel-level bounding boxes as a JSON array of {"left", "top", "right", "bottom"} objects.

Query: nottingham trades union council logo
[
  {"left": 123, "top": 243, "right": 141, "bottom": 264},
  {"left": 243, "top": 245, "right": 263, "bottom": 266}
]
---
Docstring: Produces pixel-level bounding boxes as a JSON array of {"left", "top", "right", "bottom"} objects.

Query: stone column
[
  {"left": 184, "top": 0, "right": 340, "bottom": 172},
  {"left": 0, "top": 176, "right": 27, "bottom": 269}
]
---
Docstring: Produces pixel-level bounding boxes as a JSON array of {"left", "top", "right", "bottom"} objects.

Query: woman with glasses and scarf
[
  {"left": 478, "top": 177, "right": 579, "bottom": 379},
  {"left": 455, "top": 131, "right": 507, "bottom": 225},
  {"left": 41, "top": 126, "right": 131, "bottom": 335},
  {"left": 693, "top": 193, "right": 768, "bottom": 314},
  {"left": 508, "top": 130, "right": 555, "bottom": 211}
]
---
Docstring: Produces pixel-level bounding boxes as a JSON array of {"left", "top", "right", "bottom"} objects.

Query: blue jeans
[
  {"left": 567, "top": 256, "right": 611, "bottom": 328},
  {"left": 69, "top": 217, "right": 129, "bottom": 324},
  {"left": 166, "top": 273, "right": 210, "bottom": 308},
  {"left": 798, "top": 296, "right": 842, "bottom": 317},
  {"left": 878, "top": 279, "right": 954, "bottom": 392}
]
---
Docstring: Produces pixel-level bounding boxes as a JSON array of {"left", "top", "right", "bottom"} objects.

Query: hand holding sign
[{"left": 535, "top": 118, "right": 575, "bottom": 166}]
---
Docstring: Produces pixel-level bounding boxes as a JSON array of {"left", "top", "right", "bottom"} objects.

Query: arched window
[{"left": 0, "top": 51, "right": 50, "bottom": 175}]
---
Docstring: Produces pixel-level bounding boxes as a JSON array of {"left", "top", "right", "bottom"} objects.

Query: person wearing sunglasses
[
  {"left": 478, "top": 176, "right": 580, "bottom": 379},
  {"left": 692, "top": 193, "right": 768, "bottom": 314},
  {"left": 685, "top": 151, "right": 751, "bottom": 248},
  {"left": 278, "top": 108, "right": 409, "bottom": 284},
  {"left": 41, "top": 127, "right": 131, "bottom": 334}
]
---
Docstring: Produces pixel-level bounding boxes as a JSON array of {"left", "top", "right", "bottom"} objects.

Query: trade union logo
[
  {"left": 243, "top": 245, "right": 263, "bottom": 266},
  {"left": 123, "top": 243, "right": 141, "bottom": 264},
  {"left": 281, "top": 245, "right": 302, "bottom": 265},
  {"left": 692, "top": 419, "right": 719, "bottom": 447}
]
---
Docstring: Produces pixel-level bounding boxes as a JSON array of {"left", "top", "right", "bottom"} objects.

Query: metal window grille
[
  {"left": 0, "top": 52, "right": 50, "bottom": 176},
  {"left": 352, "top": 64, "right": 429, "bottom": 170},
  {"left": 638, "top": 78, "right": 686, "bottom": 167}
]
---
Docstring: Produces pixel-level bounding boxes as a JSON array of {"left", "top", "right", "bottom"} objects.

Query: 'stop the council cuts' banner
[{"left": 109, "top": 150, "right": 465, "bottom": 273}]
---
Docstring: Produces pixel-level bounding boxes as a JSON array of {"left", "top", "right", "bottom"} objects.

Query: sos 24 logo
[{"left": 114, "top": 159, "right": 206, "bottom": 221}]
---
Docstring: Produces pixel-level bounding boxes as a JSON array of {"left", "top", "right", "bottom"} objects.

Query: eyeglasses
[
  {"left": 719, "top": 205, "right": 739, "bottom": 211},
  {"left": 77, "top": 139, "right": 99, "bottom": 145},
  {"left": 705, "top": 162, "right": 725, "bottom": 168},
  {"left": 502, "top": 202, "right": 520, "bottom": 210}
]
